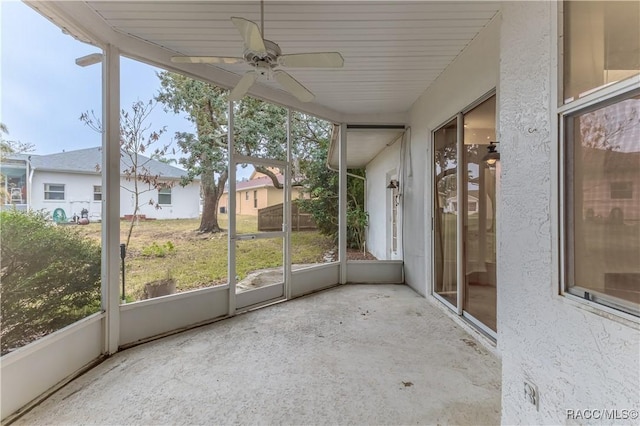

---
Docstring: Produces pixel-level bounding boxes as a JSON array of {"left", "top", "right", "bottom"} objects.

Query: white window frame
[
  {"left": 158, "top": 187, "right": 172, "bottom": 205},
  {"left": 44, "top": 183, "right": 65, "bottom": 200},
  {"left": 609, "top": 182, "right": 633, "bottom": 200},
  {"left": 557, "top": 1, "right": 640, "bottom": 318},
  {"left": 93, "top": 185, "right": 102, "bottom": 201}
]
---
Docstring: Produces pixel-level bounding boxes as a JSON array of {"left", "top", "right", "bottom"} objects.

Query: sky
[{"left": 0, "top": 1, "right": 193, "bottom": 160}]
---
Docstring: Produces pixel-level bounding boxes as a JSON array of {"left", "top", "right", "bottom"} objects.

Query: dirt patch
[
  {"left": 325, "top": 249, "right": 377, "bottom": 262},
  {"left": 143, "top": 278, "right": 176, "bottom": 299}
]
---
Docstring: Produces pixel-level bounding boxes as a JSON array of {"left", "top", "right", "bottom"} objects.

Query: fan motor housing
[{"left": 243, "top": 39, "right": 281, "bottom": 68}]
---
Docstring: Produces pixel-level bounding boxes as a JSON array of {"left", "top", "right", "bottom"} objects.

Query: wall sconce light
[
  {"left": 387, "top": 179, "right": 399, "bottom": 189},
  {"left": 482, "top": 141, "right": 500, "bottom": 166}
]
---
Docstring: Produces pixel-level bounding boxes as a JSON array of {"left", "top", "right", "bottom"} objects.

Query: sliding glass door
[
  {"left": 433, "top": 95, "right": 498, "bottom": 336},
  {"left": 434, "top": 119, "right": 459, "bottom": 308},
  {"left": 462, "top": 96, "right": 497, "bottom": 333}
]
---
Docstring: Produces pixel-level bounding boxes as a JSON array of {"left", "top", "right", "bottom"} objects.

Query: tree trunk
[
  {"left": 198, "top": 168, "right": 227, "bottom": 233},
  {"left": 125, "top": 174, "right": 140, "bottom": 248}
]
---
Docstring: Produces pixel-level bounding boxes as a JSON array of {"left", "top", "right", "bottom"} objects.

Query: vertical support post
[
  {"left": 284, "top": 108, "right": 292, "bottom": 299},
  {"left": 227, "top": 99, "right": 236, "bottom": 315},
  {"left": 456, "top": 112, "right": 464, "bottom": 315},
  {"left": 102, "top": 45, "right": 120, "bottom": 354},
  {"left": 339, "top": 122, "right": 348, "bottom": 284}
]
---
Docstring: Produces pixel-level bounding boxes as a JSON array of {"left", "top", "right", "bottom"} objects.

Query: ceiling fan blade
[
  {"left": 231, "top": 17, "right": 267, "bottom": 53},
  {"left": 171, "top": 56, "right": 244, "bottom": 64},
  {"left": 273, "top": 70, "right": 315, "bottom": 103},
  {"left": 278, "top": 52, "right": 344, "bottom": 68},
  {"left": 229, "top": 71, "right": 258, "bottom": 101}
]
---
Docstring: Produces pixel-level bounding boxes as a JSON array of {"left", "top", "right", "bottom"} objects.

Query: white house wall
[
  {"left": 499, "top": 2, "right": 639, "bottom": 424},
  {"left": 365, "top": 140, "right": 402, "bottom": 260},
  {"left": 31, "top": 171, "right": 103, "bottom": 219},
  {"left": 30, "top": 171, "right": 200, "bottom": 220},
  {"left": 118, "top": 178, "right": 200, "bottom": 220},
  {"left": 405, "top": 14, "right": 501, "bottom": 296}
]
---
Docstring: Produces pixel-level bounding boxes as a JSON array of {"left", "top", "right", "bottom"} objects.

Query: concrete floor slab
[{"left": 14, "top": 284, "right": 501, "bottom": 425}]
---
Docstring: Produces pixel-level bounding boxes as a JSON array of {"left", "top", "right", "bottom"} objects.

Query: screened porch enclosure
[
  {"left": 0, "top": 158, "right": 28, "bottom": 210},
  {"left": 5, "top": 2, "right": 636, "bottom": 425},
  {"left": 3, "top": 1, "right": 427, "bottom": 418}
]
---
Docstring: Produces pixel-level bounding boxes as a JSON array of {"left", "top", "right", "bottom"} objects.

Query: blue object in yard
[{"left": 52, "top": 208, "right": 67, "bottom": 223}]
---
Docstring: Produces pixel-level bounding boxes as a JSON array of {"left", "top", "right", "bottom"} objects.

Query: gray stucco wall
[{"left": 498, "top": 2, "right": 640, "bottom": 424}]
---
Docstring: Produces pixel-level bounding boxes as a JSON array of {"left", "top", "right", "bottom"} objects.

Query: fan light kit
[
  {"left": 483, "top": 141, "right": 501, "bottom": 166},
  {"left": 171, "top": 1, "right": 344, "bottom": 103}
]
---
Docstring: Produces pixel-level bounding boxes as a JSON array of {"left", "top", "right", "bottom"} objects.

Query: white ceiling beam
[{"left": 343, "top": 113, "right": 409, "bottom": 125}]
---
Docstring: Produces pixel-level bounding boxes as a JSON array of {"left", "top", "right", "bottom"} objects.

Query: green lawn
[{"left": 76, "top": 215, "right": 334, "bottom": 301}]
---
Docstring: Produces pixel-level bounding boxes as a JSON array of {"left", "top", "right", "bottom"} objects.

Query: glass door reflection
[{"left": 462, "top": 96, "right": 497, "bottom": 333}]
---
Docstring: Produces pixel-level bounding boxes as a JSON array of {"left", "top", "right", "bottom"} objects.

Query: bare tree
[{"left": 80, "top": 100, "right": 173, "bottom": 247}]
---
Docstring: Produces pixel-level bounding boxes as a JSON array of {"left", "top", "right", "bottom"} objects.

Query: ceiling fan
[{"left": 171, "top": 1, "right": 344, "bottom": 103}]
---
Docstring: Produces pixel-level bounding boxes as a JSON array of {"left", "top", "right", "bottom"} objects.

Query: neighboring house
[
  {"left": 582, "top": 147, "right": 640, "bottom": 224},
  {"left": 444, "top": 193, "right": 480, "bottom": 215},
  {"left": 0, "top": 147, "right": 200, "bottom": 220},
  {"left": 220, "top": 169, "right": 307, "bottom": 216}
]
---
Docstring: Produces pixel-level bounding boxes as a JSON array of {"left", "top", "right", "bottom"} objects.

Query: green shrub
[
  {"left": 0, "top": 210, "right": 101, "bottom": 355},
  {"left": 296, "top": 170, "right": 369, "bottom": 250},
  {"left": 141, "top": 241, "right": 176, "bottom": 258}
]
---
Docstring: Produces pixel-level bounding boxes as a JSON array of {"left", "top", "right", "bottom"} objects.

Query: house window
[
  {"left": 44, "top": 184, "right": 65, "bottom": 200},
  {"left": 253, "top": 190, "right": 258, "bottom": 208},
  {"left": 563, "top": 1, "right": 639, "bottom": 103},
  {"left": 158, "top": 187, "right": 171, "bottom": 205},
  {"left": 610, "top": 182, "right": 633, "bottom": 200},
  {"left": 93, "top": 185, "right": 102, "bottom": 201},
  {"left": 562, "top": 1, "right": 640, "bottom": 316},
  {"left": 245, "top": 191, "right": 249, "bottom": 200}
]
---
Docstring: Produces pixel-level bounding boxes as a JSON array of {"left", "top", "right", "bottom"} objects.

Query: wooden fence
[{"left": 258, "top": 203, "right": 317, "bottom": 232}]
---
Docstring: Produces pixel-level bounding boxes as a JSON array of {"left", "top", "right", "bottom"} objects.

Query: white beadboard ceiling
[
  {"left": 328, "top": 127, "right": 406, "bottom": 169},
  {"left": 41, "top": 1, "right": 500, "bottom": 122}
]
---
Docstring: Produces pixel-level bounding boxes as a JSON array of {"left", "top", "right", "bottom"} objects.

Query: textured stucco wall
[
  {"left": 405, "top": 15, "right": 501, "bottom": 296},
  {"left": 498, "top": 2, "right": 640, "bottom": 424}
]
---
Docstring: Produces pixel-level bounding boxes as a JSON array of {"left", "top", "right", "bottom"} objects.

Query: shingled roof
[
  {"left": 234, "top": 174, "right": 285, "bottom": 191},
  {"left": 6, "top": 147, "right": 196, "bottom": 181}
]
